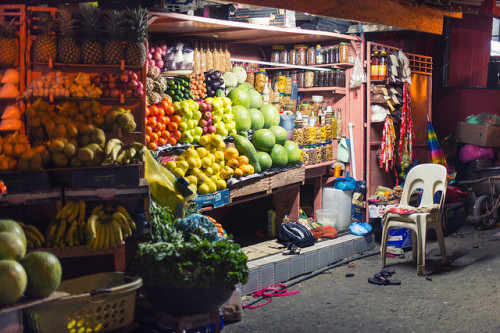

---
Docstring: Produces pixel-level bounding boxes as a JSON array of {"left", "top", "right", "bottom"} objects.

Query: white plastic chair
[{"left": 380, "top": 163, "right": 448, "bottom": 275}]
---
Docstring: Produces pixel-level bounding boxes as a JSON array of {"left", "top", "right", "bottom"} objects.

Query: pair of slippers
[
  {"left": 282, "top": 244, "right": 301, "bottom": 255},
  {"left": 368, "top": 269, "right": 401, "bottom": 286}
]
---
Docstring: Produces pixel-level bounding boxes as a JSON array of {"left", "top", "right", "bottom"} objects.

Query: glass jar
[
  {"left": 297, "top": 47, "right": 307, "bottom": 66},
  {"left": 328, "top": 70, "right": 335, "bottom": 87},
  {"left": 339, "top": 42, "right": 349, "bottom": 63},
  {"left": 334, "top": 69, "right": 340, "bottom": 87},
  {"left": 306, "top": 47, "right": 316, "bottom": 66},
  {"left": 333, "top": 46, "right": 339, "bottom": 63},
  {"left": 255, "top": 69, "right": 267, "bottom": 93},
  {"left": 280, "top": 48, "right": 289, "bottom": 64},
  {"left": 325, "top": 119, "right": 333, "bottom": 140},
  {"left": 298, "top": 70, "right": 306, "bottom": 88},
  {"left": 339, "top": 70, "right": 346, "bottom": 87},
  {"left": 246, "top": 71, "right": 255, "bottom": 86},
  {"left": 318, "top": 71, "right": 325, "bottom": 87},
  {"left": 291, "top": 70, "right": 299, "bottom": 82},
  {"left": 284, "top": 71, "right": 292, "bottom": 95},
  {"left": 300, "top": 101, "right": 311, "bottom": 117},
  {"left": 271, "top": 49, "right": 280, "bottom": 63},
  {"left": 289, "top": 48, "right": 297, "bottom": 65},
  {"left": 313, "top": 71, "right": 319, "bottom": 87},
  {"left": 305, "top": 71, "right": 314, "bottom": 88},
  {"left": 276, "top": 71, "right": 286, "bottom": 93}
]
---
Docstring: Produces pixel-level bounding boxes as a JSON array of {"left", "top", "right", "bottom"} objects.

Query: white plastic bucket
[{"left": 322, "top": 187, "right": 353, "bottom": 230}]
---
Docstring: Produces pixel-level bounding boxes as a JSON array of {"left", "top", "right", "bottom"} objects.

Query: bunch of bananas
[
  {"left": 18, "top": 222, "right": 45, "bottom": 248},
  {"left": 46, "top": 200, "right": 87, "bottom": 248},
  {"left": 103, "top": 139, "right": 147, "bottom": 165},
  {"left": 86, "top": 205, "right": 136, "bottom": 251}
]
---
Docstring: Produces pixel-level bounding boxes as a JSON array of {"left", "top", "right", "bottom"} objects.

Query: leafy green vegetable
[{"left": 131, "top": 200, "right": 249, "bottom": 290}]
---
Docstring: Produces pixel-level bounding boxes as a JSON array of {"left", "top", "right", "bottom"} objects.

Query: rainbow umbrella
[{"left": 427, "top": 115, "right": 449, "bottom": 170}]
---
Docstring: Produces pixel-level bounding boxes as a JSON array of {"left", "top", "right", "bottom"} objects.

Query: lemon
[
  {"left": 210, "top": 175, "right": 219, "bottom": 183},
  {"left": 190, "top": 167, "right": 202, "bottom": 176},
  {"left": 184, "top": 147, "right": 199, "bottom": 159},
  {"left": 176, "top": 155, "right": 185, "bottom": 161},
  {"left": 204, "top": 143, "right": 213, "bottom": 151},
  {"left": 165, "top": 161, "right": 176, "bottom": 171},
  {"left": 204, "top": 166, "right": 213, "bottom": 177},
  {"left": 201, "top": 156, "right": 212, "bottom": 168},
  {"left": 197, "top": 173, "right": 207, "bottom": 184},
  {"left": 187, "top": 157, "right": 197, "bottom": 169},
  {"left": 212, "top": 163, "right": 221, "bottom": 174},
  {"left": 210, "top": 134, "right": 224, "bottom": 147},
  {"left": 199, "top": 135, "right": 210, "bottom": 147},
  {"left": 208, "top": 153, "right": 216, "bottom": 165},
  {"left": 173, "top": 167, "right": 185, "bottom": 177},
  {"left": 214, "top": 151, "right": 225, "bottom": 162},
  {"left": 206, "top": 180, "right": 218, "bottom": 193},
  {"left": 177, "top": 160, "right": 189, "bottom": 172},
  {"left": 195, "top": 157, "right": 203, "bottom": 169},
  {"left": 217, "top": 142, "right": 226, "bottom": 151},
  {"left": 196, "top": 147, "right": 207, "bottom": 158},
  {"left": 186, "top": 175, "right": 198, "bottom": 186},
  {"left": 198, "top": 183, "right": 210, "bottom": 194},
  {"left": 216, "top": 179, "right": 227, "bottom": 190}
]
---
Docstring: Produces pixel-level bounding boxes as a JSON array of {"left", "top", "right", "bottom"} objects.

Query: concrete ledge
[{"left": 241, "top": 234, "right": 375, "bottom": 295}]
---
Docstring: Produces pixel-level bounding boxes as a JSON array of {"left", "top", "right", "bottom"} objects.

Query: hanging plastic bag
[
  {"left": 350, "top": 50, "right": 366, "bottom": 88},
  {"left": 144, "top": 150, "right": 196, "bottom": 216}
]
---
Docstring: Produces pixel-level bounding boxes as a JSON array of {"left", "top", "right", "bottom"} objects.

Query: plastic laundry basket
[{"left": 25, "top": 272, "right": 142, "bottom": 333}]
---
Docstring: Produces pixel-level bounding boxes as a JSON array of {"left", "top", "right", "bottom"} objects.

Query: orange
[
  {"left": 156, "top": 108, "right": 165, "bottom": 118},
  {"left": 157, "top": 137, "right": 166, "bottom": 147},
  {"left": 172, "top": 114, "right": 182, "bottom": 124},
  {"left": 168, "top": 122, "right": 178, "bottom": 132},
  {"left": 167, "top": 137, "right": 177, "bottom": 145},
  {"left": 223, "top": 147, "right": 239, "bottom": 161},
  {"left": 165, "top": 105, "right": 175, "bottom": 116},
  {"left": 150, "top": 132, "right": 158, "bottom": 142},
  {"left": 145, "top": 134, "right": 151, "bottom": 143},
  {"left": 147, "top": 142, "right": 158, "bottom": 150},
  {"left": 146, "top": 125, "right": 153, "bottom": 135},
  {"left": 172, "top": 130, "right": 182, "bottom": 141},
  {"left": 147, "top": 117, "right": 157, "bottom": 128},
  {"left": 161, "top": 130, "right": 171, "bottom": 139},
  {"left": 149, "top": 105, "right": 158, "bottom": 117},
  {"left": 237, "top": 155, "right": 249, "bottom": 167}
]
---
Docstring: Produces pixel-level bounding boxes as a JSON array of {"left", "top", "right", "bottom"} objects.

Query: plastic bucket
[
  {"left": 322, "top": 187, "right": 353, "bottom": 230},
  {"left": 315, "top": 209, "right": 338, "bottom": 229}
]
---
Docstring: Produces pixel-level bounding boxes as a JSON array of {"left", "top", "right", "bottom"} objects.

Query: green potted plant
[{"left": 131, "top": 201, "right": 249, "bottom": 316}]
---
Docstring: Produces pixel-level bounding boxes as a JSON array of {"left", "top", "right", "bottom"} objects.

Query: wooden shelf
[
  {"left": 0, "top": 190, "right": 61, "bottom": 206},
  {"left": 64, "top": 178, "right": 149, "bottom": 200},
  {"left": 32, "top": 61, "right": 142, "bottom": 71},
  {"left": 298, "top": 87, "right": 346, "bottom": 94}
]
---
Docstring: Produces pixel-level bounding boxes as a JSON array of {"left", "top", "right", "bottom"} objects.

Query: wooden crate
[
  {"left": 229, "top": 176, "right": 270, "bottom": 199},
  {"left": 268, "top": 165, "right": 305, "bottom": 189}
]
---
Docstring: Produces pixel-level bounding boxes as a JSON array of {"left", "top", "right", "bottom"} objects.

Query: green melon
[
  {"left": 0, "top": 232, "right": 26, "bottom": 261},
  {"left": 236, "top": 82, "right": 254, "bottom": 91},
  {"left": 227, "top": 88, "right": 250, "bottom": 109},
  {"left": 21, "top": 251, "right": 62, "bottom": 298},
  {"left": 248, "top": 89, "right": 263, "bottom": 109},
  {"left": 269, "top": 125, "right": 288, "bottom": 145},
  {"left": 232, "top": 105, "right": 251, "bottom": 132},
  {"left": 249, "top": 108, "right": 265, "bottom": 130},
  {"left": 270, "top": 144, "right": 288, "bottom": 168},
  {"left": 0, "top": 260, "right": 27, "bottom": 306},
  {"left": 257, "top": 151, "right": 273, "bottom": 171},
  {"left": 260, "top": 104, "right": 280, "bottom": 129},
  {"left": 252, "top": 129, "right": 276, "bottom": 152},
  {"left": 284, "top": 140, "right": 302, "bottom": 165},
  {"left": 0, "top": 219, "right": 27, "bottom": 248}
]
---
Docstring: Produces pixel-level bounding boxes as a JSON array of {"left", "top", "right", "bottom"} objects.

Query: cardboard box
[
  {"left": 0, "top": 171, "right": 50, "bottom": 194},
  {"left": 457, "top": 121, "right": 500, "bottom": 147},
  {"left": 228, "top": 6, "right": 296, "bottom": 28}
]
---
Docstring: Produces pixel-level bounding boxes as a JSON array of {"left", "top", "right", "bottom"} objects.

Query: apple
[
  {"left": 203, "top": 126, "right": 208, "bottom": 134},
  {"left": 203, "top": 111, "right": 212, "bottom": 120},
  {"left": 178, "top": 122, "right": 188, "bottom": 132},
  {"left": 128, "top": 80, "right": 138, "bottom": 90},
  {"left": 124, "top": 89, "right": 134, "bottom": 98},
  {"left": 129, "top": 72, "right": 139, "bottom": 81},
  {"left": 208, "top": 126, "right": 216, "bottom": 134},
  {"left": 217, "top": 127, "right": 229, "bottom": 137},
  {"left": 136, "top": 81, "right": 144, "bottom": 90},
  {"left": 133, "top": 89, "right": 144, "bottom": 98},
  {"left": 198, "top": 119, "right": 208, "bottom": 128},
  {"left": 212, "top": 115, "right": 222, "bottom": 122},
  {"left": 147, "top": 53, "right": 153, "bottom": 60}
]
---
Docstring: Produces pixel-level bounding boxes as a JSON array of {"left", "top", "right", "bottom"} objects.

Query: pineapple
[
  {"left": 56, "top": 7, "right": 80, "bottom": 64},
  {"left": 125, "top": 7, "right": 148, "bottom": 67},
  {"left": 103, "top": 10, "right": 126, "bottom": 65},
  {"left": 0, "top": 18, "right": 18, "bottom": 66},
  {"left": 33, "top": 14, "right": 56, "bottom": 63},
  {"left": 78, "top": 6, "right": 103, "bottom": 65}
]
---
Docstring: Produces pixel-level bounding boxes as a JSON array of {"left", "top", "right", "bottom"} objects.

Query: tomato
[
  {"left": 172, "top": 129, "right": 182, "bottom": 141},
  {"left": 172, "top": 114, "right": 182, "bottom": 124},
  {"left": 165, "top": 105, "right": 175, "bottom": 116},
  {"left": 167, "top": 122, "right": 178, "bottom": 132},
  {"left": 161, "top": 130, "right": 171, "bottom": 139},
  {"left": 150, "top": 132, "right": 159, "bottom": 142},
  {"left": 157, "top": 137, "right": 166, "bottom": 147},
  {"left": 167, "top": 137, "right": 177, "bottom": 145},
  {"left": 147, "top": 142, "right": 158, "bottom": 150}
]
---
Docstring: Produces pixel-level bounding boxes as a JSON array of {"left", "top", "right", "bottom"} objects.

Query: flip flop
[
  {"left": 368, "top": 276, "right": 401, "bottom": 286},
  {"left": 374, "top": 269, "right": 396, "bottom": 279}
]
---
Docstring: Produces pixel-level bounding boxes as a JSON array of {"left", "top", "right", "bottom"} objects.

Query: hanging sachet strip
[
  {"left": 380, "top": 116, "right": 396, "bottom": 172},
  {"left": 398, "top": 82, "right": 413, "bottom": 166}
]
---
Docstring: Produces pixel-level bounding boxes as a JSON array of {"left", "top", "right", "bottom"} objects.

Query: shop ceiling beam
[{"left": 219, "top": 0, "right": 463, "bottom": 34}]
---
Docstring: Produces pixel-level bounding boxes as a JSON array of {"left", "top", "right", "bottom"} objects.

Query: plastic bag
[
  {"left": 144, "top": 150, "right": 195, "bottom": 216},
  {"left": 277, "top": 222, "right": 317, "bottom": 248},
  {"left": 350, "top": 51, "right": 366, "bottom": 88},
  {"left": 349, "top": 222, "right": 372, "bottom": 236},
  {"left": 334, "top": 171, "right": 356, "bottom": 191},
  {"left": 465, "top": 113, "right": 500, "bottom": 126},
  {"left": 459, "top": 144, "right": 494, "bottom": 164},
  {"left": 371, "top": 104, "right": 387, "bottom": 122}
]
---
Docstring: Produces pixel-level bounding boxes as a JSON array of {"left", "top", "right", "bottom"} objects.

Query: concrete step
[{"left": 240, "top": 233, "right": 376, "bottom": 295}]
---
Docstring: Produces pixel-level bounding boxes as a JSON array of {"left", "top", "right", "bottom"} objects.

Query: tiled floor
[{"left": 242, "top": 240, "right": 284, "bottom": 260}]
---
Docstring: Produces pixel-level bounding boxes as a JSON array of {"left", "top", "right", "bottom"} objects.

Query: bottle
[
  {"left": 199, "top": 41, "right": 207, "bottom": 73},
  {"left": 205, "top": 41, "right": 213, "bottom": 72},
  {"left": 378, "top": 50, "right": 387, "bottom": 81},
  {"left": 193, "top": 40, "right": 201, "bottom": 74},
  {"left": 290, "top": 79, "right": 298, "bottom": 102},
  {"left": 371, "top": 51, "right": 379, "bottom": 81},
  {"left": 223, "top": 43, "right": 231, "bottom": 71},
  {"left": 267, "top": 209, "right": 277, "bottom": 238},
  {"left": 315, "top": 44, "right": 323, "bottom": 65},
  {"left": 262, "top": 79, "right": 271, "bottom": 104},
  {"left": 331, "top": 107, "right": 337, "bottom": 139},
  {"left": 336, "top": 108, "right": 342, "bottom": 139},
  {"left": 309, "top": 111, "right": 317, "bottom": 127}
]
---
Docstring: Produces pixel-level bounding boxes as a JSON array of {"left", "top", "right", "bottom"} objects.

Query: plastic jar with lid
[
  {"left": 318, "top": 71, "right": 325, "bottom": 87},
  {"left": 270, "top": 46, "right": 281, "bottom": 63},
  {"left": 280, "top": 48, "right": 289, "bottom": 64},
  {"left": 276, "top": 72, "right": 286, "bottom": 93},
  {"left": 284, "top": 72, "right": 292, "bottom": 94},
  {"left": 306, "top": 47, "right": 316, "bottom": 66},
  {"left": 289, "top": 48, "right": 297, "bottom": 65},
  {"left": 339, "top": 42, "right": 349, "bottom": 63},
  {"left": 305, "top": 71, "right": 314, "bottom": 88},
  {"left": 255, "top": 69, "right": 268, "bottom": 93},
  {"left": 300, "top": 102, "right": 311, "bottom": 117},
  {"left": 298, "top": 70, "right": 306, "bottom": 88}
]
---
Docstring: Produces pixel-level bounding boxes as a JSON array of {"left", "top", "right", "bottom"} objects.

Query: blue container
[{"left": 387, "top": 227, "right": 412, "bottom": 249}]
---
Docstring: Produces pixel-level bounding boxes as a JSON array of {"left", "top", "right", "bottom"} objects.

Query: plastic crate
[{"left": 26, "top": 272, "right": 142, "bottom": 333}]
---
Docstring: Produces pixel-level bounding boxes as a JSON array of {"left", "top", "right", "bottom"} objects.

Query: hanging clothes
[
  {"left": 398, "top": 82, "right": 413, "bottom": 170},
  {"left": 379, "top": 116, "right": 396, "bottom": 172}
]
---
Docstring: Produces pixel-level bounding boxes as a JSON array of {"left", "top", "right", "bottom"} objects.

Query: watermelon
[
  {"left": 249, "top": 108, "right": 265, "bottom": 130},
  {"left": 0, "top": 219, "right": 27, "bottom": 247},
  {"left": 0, "top": 260, "right": 27, "bottom": 305},
  {"left": 269, "top": 125, "right": 288, "bottom": 145},
  {"left": 284, "top": 140, "right": 301, "bottom": 165},
  {"left": 227, "top": 88, "right": 250, "bottom": 109},
  {"left": 270, "top": 144, "right": 288, "bottom": 168},
  {"left": 248, "top": 89, "right": 263, "bottom": 109},
  {"left": 21, "top": 251, "right": 62, "bottom": 298},
  {"left": 232, "top": 105, "right": 252, "bottom": 132},
  {"left": 260, "top": 104, "right": 280, "bottom": 128},
  {"left": 257, "top": 151, "right": 273, "bottom": 171},
  {"left": 0, "top": 232, "right": 26, "bottom": 261},
  {"left": 252, "top": 129, "right": 276, "bottom": 152}
]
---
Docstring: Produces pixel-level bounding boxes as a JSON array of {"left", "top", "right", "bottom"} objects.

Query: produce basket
[{"left": 25, "top": 272, "right": 142, "bottom": 333}]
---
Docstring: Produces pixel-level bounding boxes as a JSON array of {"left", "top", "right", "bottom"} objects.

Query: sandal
[
  {"left": 282, "top": 244, "right": 301, "bottom": 255},
  {"left": 368, "top": 275, "right": 401, "bottom": 286},
  {"left": 374, "top": 269, "right": 396, "bottom": 279}
]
